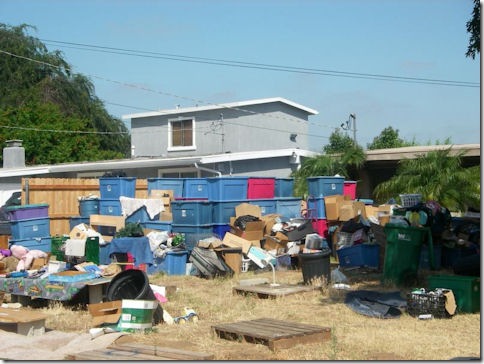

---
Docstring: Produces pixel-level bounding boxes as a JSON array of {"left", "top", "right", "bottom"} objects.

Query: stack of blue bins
[
  {"left": 69, "top": 198, "right": 99, "bottom": 230},
  {"left": 6, "top": 204, "right": 52, "bottom": 253}
]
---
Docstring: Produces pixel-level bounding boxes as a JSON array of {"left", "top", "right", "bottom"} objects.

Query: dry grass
[{"left": 21, "top": 267, "right": 481, "bottom": 360}]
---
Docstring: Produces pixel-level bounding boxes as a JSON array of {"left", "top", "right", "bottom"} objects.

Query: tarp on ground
[{"left": 344, "top": 290, "right": 407, "bottom": 319}]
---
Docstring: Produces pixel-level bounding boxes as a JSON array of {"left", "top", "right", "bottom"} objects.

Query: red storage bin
[
  {"left": 343, "top": 181, "right": 357, "bottom": 200},
  {"left": 247, "top": 177, "right": 275, "bottom": 199},
  {"left": 312, "top": 219, "right": 329, "bottom": 238}
]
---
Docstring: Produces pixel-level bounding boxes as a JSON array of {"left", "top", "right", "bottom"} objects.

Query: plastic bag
[{"left": 331, "top": 266, "right": 348, "bottom": 283}]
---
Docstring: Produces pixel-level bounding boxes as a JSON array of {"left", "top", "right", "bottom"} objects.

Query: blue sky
[{"left": 1, "top": 0, "right": 480, "bottom": 152}]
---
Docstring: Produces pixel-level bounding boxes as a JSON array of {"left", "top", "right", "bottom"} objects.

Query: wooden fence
[{"left": 21, "top": 178, "right": 149, "bottom": 236}]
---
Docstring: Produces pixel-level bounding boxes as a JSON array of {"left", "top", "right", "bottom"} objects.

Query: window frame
[{"left": 167, "top": 117, "right": 196, "bottom": 151}]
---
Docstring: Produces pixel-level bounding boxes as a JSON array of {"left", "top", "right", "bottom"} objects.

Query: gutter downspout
[{"left": 193, "top": 163, "right": 222, "bottom": 177}]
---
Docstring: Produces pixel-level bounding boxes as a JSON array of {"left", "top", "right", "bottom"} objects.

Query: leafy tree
[
  {"left": 373, "top": 146, "right": 480, "bottom": 212},
  {"left": 466, "top": 0, "right": 480, "bottom": 59},
  {"left": 0, "top": 23, "right": 130, "bottom": 164},
  {"left": 367, "top": 126, "right": 416, "bottom": 150},
  {"left": 323, "top": 129, "right": 354, "bottom": 154}
]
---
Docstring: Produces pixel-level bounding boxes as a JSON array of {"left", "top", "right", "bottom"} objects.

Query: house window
[{"left": 168, "top": 118, "right": 195, "bottom": 151}]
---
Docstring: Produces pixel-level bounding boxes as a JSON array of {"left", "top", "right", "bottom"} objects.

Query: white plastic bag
[{"left": 331, "top": 266, "right": 348, "bottom": 283}]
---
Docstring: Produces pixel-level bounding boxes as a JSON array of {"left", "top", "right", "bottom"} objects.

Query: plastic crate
[
  {"left": 406, "top": 289, "right": 452, "bottom": 318},
  {"left": 250, "top": 199, "right": 276, "bottom": 215},
  {"left": 99, "top": 177, "right": 136, "bottom": 199},
  {"left": 147, "top": 178, "right": 184, "bottom": 199},
  {"left": 212, "top": 199, "right": 247, "bottom": 224},
  {"left": 427, "top": 275, "right": 480, "bottom": 313},
  {"left": 312, "top": 219, "right": 329, "bottom": 238},
  {"left": 247, "top": 177, "right": 275, "bottom": 199},
  {"left": 399, "top": 194, "right": 422, "bottom": 208},
  {"left": 79, "top": 199, "right": 99, "bottom": 217},
  {"left": 307, "top": 176, "right": 345, "bottom": 198},
  {"left": 183, "top": 178, "right": 209, "bottom": 199},
  {"left": 206, "top": 177, "right": 248, "bottom": 201},
  {"left": 343, "top": 181, "right": 357, "bottom": 199},
  {"left": 171, "top": 200, "right": 212, "bottom": 225},
  {"left": 140, "top": 221, "right": 172, "bottom": 232},
  {"left": 69, "top": 216, "right": 90, "bottom": 230},
  {"left": 171, "top": 224, "right": 213, "bottom": 252},
  {"left": 274, "top": 178, "right": 294, "bottom": 197},
  {"left": 126, "top": 206, "right": 159, "bottom": 223},
  {"left": 10, "top": 217, "right": 50, "bottom": 240},
  {"left": 337, "top": 243, "right": 380, "bottom": 269},
  {"left": 307, "top": 197, "right": 326, "bottom": 219},
  {"left": 147, "top": 250, "right": 188, "bottom": 275},
  {"left": 99, "top": 199, "right": 122, "bottom": 216},
  {"left": 275, "top": 197, "right": 302, "bottom": 218},
  {"left": 6, "top": 204, "right": 49, "bottom": 221},
  {"left": 9, "top": 236, "right": 52, "bottom": 253}
]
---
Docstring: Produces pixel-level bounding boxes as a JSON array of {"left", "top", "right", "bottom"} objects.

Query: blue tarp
[{"left": 344, "top": 290, "right": 407, "bottom": 319}]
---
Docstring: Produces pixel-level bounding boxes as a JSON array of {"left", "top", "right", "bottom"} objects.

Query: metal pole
[{"left": 350, "top": 113, "right": 356, "bottom": 145}]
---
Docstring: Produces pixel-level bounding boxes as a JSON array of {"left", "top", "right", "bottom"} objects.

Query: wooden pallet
[
  {"left": 212, "top": 318, "right": 331, "bottom": 351},
  {"left": 232, "top": 283, "right": 317, "bottom": 299},
  {"left": 65, "top": 342, "right": 214, "bottom": 360}
]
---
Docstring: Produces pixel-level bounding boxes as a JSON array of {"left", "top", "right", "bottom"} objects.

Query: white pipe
[{"left": 193, "top": 162, "right": 222, "bottom": 177}]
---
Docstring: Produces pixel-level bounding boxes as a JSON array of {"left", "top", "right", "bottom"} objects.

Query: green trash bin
[
  {"left": 51, "top": 235, "right": 69, "bottom": 261},
  {"left": 382, "top": 225, "right": 432, "bottom": 286}
]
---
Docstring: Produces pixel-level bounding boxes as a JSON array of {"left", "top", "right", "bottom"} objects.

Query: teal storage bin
[
  {"left": 147, "top": 250, "right": 188, "bottom": 275},
  {"left": 10, "top": 217, "right": 50, "bottom": 240},
  {"left": 9, "top": 236, "right": 52, "bottom": 253},
  {"left": 99, "top": 199, "right": 122, "bottom": 216},
  {"left": 183, "top": 178, "right": 209, "bottom": 199},
  {"left": 140, "top": 221, "right": 172, "bottom": 232},
  {"left": 147, "top": 178, "right": 184, "bottom": 199},
  {"left": 250, "top": 199, "right": 276, "bottom": 215},
  {"left": 207, "top": 177, "right": 248, "bottom": 201},
  {"left": 99, "top": 177, "right": 136, "bottom": 199},
  {"left": 274, "top": 178, "right": 294, "bottom": 197},
  {"left": 171, "top": 200, "right": 212, "bottom": 225},
  {"left": 307, "top": 176, "right": 344, "bottom": 197},
  {"left": 212, "top": 200, "right": 247, "bottom": 224},
  {"left": 275, "top": 197, "right": 303, "bottom": 218},
  {"left": 307, "top": 197, "right": 326, "bottom": 219},
  {"left": 171, "top": 224, "right": 213, "bottom": 252}
]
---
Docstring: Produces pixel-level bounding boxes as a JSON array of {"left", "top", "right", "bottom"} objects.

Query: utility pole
[{"left": 341, "top": 113, "right": 357, "bottom": 145}]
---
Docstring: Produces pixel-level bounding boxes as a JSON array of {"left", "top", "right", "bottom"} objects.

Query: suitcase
[{"left": 188, "top": 247, "right": 233, "bottom": 279}]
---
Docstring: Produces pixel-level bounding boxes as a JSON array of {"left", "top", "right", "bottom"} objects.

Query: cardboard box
[
  {"left": 69, "top": 223, "right": 90, "bottom": 240},
  {"left": 222, "top": 232, "right": 252, "bottom": 254},
  {"left": 88, "top": 300, "right": 122, "bottom": 327},
  {"left": 0, "top": 308, "right": 48, "bottom": 336},
  {"left": 198, "top": 237, "right": 223, "bottom": 249},
  {"left": 31, "top": 256, "right": 49, "bottom": 270},
  {"left": 339, "top": 201, "right": 367, "bottom": 221},
  {"left": 365, "top": 205, "right": 379, "bottom": 219},
  {"left": 324, "top": 195, "right": 344, "bottom": 221},
  {"left": 263, "top": 232, "right": 288, "bottom": 252},
  {"left": 229, "top": 203, "right": 265, "bottom": 242},
  {"left": 260, "top": 213, "right": 282, "bottom": 235}
]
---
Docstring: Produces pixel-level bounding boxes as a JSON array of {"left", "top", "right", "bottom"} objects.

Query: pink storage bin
[
  {"left": 343, "top": 181, "right": 357, "bottom": 200},
  {"left": 247, "top": 177, "right": 275, "bottom": 199}
]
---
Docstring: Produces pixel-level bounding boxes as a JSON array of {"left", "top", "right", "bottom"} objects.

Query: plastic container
[
  {"left": 10, "top": 217, "right": 50, "bottom": 240},
  {"left": 85, "top": 236, "right": 100, "bottom": 265},
  {"left": 99, "top": 199, "right": 122, "bottom": 216},
  {"left": 99, "top": 177, "right": 136, "bottom": 199},
  {"left": 274, "top": 178, "right": 294, "bottom": 197},
  {"left": 105, "top": 269, "right": 163, "bottom": 325},
  {"left": 383, "top": 225, "right": 430, "bottom": 286},
  {"left": 247, "top": 177, "right": 275, "bottom": 199},
  {"left": 399, "top": 194, "right": 422, "bottom": 208},
  {"left": 69, "top": 216, "right": 90, "bottom": 230},
  {"left": 79, "top": 199, "right": 99, "bottom": 217},
  {"left": 337, "top": 243, "right": 380, "bottom": 269},
  {"left": 140, "top": 221, "right": 172, "bottom": 232},
  {"left": 126, "top": 206, "right": 158, "bottom": 223},
  {"left": 275, "top": 197, "right": 302, "bottom": 218},
  {"left": 307, "top": 197, "right": 326, "bottom": 219},
  {"left": 212, "top": 224, "right": 231, "bottom": 239},
  {"left": 6, "top": 204, "right": 49, "bottom": 221},
  {"left": 9, "top": 236, "right": 52, "bottom": 253},
  {"left": 343, "top": 181, "right": 357, "bottom": 199},
  {"left": 117, "top": 299, "right": 158, "bottom": 332},
  {"left": 312, "top": 219, "right": 329, "bottom": 238},
  {"left": 307, "top": 176, "right": 344, "bottom": 197},
  {"left": 183, "top": 178, "right": 209, "bottom": 199},
  {"left": 206, "top": 177, "right": 248, "bottom": 201},
  {"left": 147, "top": 178, "right": 184, "bottom": 198},
  {"left": 211, "top": 199, "right": 247, "bottom": 224},
  {"left": 171, "top": 200, "right": 212, "bottom": 225},
  {"left": 298, "top": 249, "right": 331, "bottom": 285},
  {"left": 147, "top": 250, "right": 188, "bottom": 275},
  {"left": 406, "top": 290, "right": 451, "bottom": 318},
  {"left": 250, "top": 199, "right": 276, "bottom": 215},
  {"left": 427, "top": 274, "right": 480, "bottom": 313},
  {"left": 51, "top": 235, "right": 68, "bottom": 261},
  {"left": 171, "top": 224, "right": 214, "bottom": 252}
]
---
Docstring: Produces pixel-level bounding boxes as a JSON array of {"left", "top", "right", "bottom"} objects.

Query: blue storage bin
[
  {"left": 212, "top": 200, "right": 247, "bottom": 224},
  {"left": 147, "top": 178, "right": 184, "bottom": 199},
  {"left": 337, "top": 243, "right": 380, "bottom": 269},
  {"left": 275, "top": 197, "right": 302, "bottom": 218},
  {"left": 207, "top": 177, "right": 248, "bottom": 201},
  {"left": 213, "top": 224, "right": 231, "bottom": 239},
  {"left": 126, "top": 206, "right": 159, "bottom": 223},
  {"left": 140, "top": 220, "right": 172, "bottom": 232},
  {"left": 171, "top": 200, "right": 212, "bottom": 225},
  {"left": 274, "top": 178, "right": 294, "bottom": 197},
  {"left": 147, "top": 250, "right": 188, "bottom": 275},
  {"left": 9, "top": 236, "right": 52, "bottom": 253},
  {"left": 10, "top": 217, "right": 50, "bottom": 240},
  {"left": 79, "top": 199, "right": 99, "bottom": 217},
  {"left": 420, "top": 244, "right": 442, "bottom": 270},
  {"left": 69, "top": 216, "right": 90, "bottom": 230},
  {"left": 250, "top": 199, "right": 277, "bottom": 215},
  {"left": 307, "top": 176, "right": 344, "bottom": 197},
  {"left": 99, "top": 199, "right": 122, "bottom": 216},
  {"left": 307, "top": 197, "right": 326, "bottom": 219},
  {"left": 171, "top": 224, "right": 213, "bottom": 252},
  {"left": 183, "top": 178, "right": 209, "bottom": 199},
  {"left": 99, "top": 177, "right": 136, "bottom": 199}
]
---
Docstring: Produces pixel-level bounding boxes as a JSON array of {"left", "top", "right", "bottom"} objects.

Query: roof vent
[{"left": 3, "top": 139, "right": 25, "bottom": 168}]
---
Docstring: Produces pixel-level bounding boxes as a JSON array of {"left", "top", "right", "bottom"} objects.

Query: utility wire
[{"left": 41, "top": 39, "right": 479, "bottom": 88}]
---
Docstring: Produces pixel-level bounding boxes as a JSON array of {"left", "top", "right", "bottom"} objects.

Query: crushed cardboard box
[
  {"left": 222, "top": 232, "right": 252, "bottom": 254},
  {"left": 88, "top": 300, "right": 123, "bottom": 327}
]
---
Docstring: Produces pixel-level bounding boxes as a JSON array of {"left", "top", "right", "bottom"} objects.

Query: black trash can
[
  {"left": 298, "top": 249, "right": 331, "bottom": 285},
  {"left": 106, "top": 269, "right": 163, "bottom": 325}
]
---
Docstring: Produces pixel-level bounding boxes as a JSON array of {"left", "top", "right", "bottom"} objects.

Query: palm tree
[{"left": 373, "top": 146, "right": 480, "bottom": 212}]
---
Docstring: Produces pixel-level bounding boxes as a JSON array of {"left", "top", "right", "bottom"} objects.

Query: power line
[{"left": 41, "top": 39, "right": 479, "bottom": 88}]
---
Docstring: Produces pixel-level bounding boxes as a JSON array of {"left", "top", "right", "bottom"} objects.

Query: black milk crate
[{"left": 406, "top": 289, "right": 452, "bottom": 318}]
